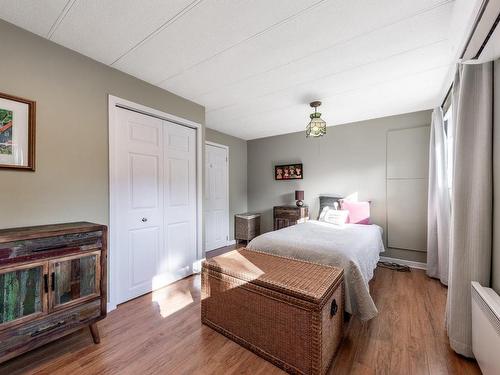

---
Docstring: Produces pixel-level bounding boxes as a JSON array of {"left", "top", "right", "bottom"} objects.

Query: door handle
[
  {"left": 141, "top": 218, "right": 148, "bottom": 222},
  {"left": 330, "top": 299, "right": 338, "bottom": 317},
  {"left": 44, "top": 274, "right": 49, "bottom": 293},
  {"left": 31, "top": 320, "right": 66, "bottom": 337}
]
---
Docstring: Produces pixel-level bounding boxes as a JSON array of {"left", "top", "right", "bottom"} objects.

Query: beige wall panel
[
  {"left": 387, "top": 178, "right": 428, "bottom": 252},
  {"left": 387, "top": 126, "right": 430, "bottom": 179}
]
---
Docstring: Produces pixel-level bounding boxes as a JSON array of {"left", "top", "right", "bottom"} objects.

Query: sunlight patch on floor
[{"left": 152, "top": 288, "right": 194, "bottom": 318}]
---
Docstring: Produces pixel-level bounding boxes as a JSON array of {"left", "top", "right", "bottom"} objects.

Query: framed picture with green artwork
[{"left": 0, "top": 92, "right": 36, "bottom": 171}]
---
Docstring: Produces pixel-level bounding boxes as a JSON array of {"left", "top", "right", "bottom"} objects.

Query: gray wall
[
  {"left": 247, "top": 110, "right": 432, "bottom": 263},
  {"left": 0, "top": 20, "right": 204, "bottom": 229},
  {"left": 493, "top": 59, "right": 500, "bottom": 293},
  {"left": 205, "top": 128, "right": 248, "bottom": 240}
]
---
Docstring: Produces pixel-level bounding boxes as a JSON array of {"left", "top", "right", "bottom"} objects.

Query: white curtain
[
  {"left": 426, "top": 107, "right": 450, "bottom": 285},
  {"left": 447, "top": 61, "right": 494, "bottom": 358}
]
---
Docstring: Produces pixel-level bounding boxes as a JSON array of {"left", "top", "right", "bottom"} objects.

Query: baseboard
[
  {"left": 205, "top": 240, "right": 237, "bottom": 253},
  {"left": 379, "top": 256, "right": 427, "bottom": 270},
  {"left": 107, "top": 303, "right": 117, "bottom": 313},
  {"left": 193, "top": 258, "right": 206, "bottom": 273}
]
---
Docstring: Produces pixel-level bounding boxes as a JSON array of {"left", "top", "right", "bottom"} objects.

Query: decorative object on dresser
[
  {"left": 274, "top": 205, "right": 309, "bottom": 230},
  {"left": 0, "top": 92, "right": 36, "bottom": 171},
  {"left": 235, "top": 213, "right": 261, "bottom": 243},
  {"left": 202, "top": 248, "right": 344, "bottom": 375},
  {"left": 0, "top": 222, "right": 107, "bottom": 364},
  {"left": 275, "top": 163, "right": 303, "bottom": 180},
  {"left": 295, "top": 190, "right": 304, "bottom": 207}
]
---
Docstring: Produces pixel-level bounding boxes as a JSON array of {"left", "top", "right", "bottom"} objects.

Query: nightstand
[
  {"left": 235, "top": 213, "right": 261, "bottom": 242},
  {"left": 273, "top": 206, "right": 309, "bottom": 230}
]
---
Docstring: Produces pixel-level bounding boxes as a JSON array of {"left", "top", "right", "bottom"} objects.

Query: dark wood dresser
[
  {"left": 0, "top": 222, "right": 107, "bottom": 363},
  {"left": 273, "top": 206, "right": 309, "bottom": 230}
]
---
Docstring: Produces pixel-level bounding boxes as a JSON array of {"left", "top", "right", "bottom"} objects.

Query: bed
[{"left": 247, "top": 219, "right": 384, "bottom": 321}]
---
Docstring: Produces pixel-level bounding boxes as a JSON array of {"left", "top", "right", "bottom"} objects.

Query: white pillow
[
  {"left": 318, "top": 205, "right": 342, "bottom": 221},
  {"left": 318, "top": 206, "right": 330, "bottom": 221},
  {"left": 323, "top": 209, "right": 349, "bottom": 226}
]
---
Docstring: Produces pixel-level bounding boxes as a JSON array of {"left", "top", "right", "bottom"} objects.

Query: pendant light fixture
[{"left": 306, "top": 101, "right": 326, "bottom": 138}]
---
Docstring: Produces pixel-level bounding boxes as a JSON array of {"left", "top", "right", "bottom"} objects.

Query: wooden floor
[{"left": 2, "top": 253, "right": 480, "bottom": 374}]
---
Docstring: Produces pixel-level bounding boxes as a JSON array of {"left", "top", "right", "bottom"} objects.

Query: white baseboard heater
[{"left": 471, "top": 281, "right": 500, "bottom": 375}]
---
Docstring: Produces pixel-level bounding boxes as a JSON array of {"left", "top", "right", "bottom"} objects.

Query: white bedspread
[{"left": 247, "top": 220, "right": 385, "bottom": 320}]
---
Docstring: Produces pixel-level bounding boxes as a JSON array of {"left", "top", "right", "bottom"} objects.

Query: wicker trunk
[
  {"left": 235, "top": 213, "right": 261, "bottom": 242},
  {"left": 201, "top": 249, "right": 344, "bottom": 375}
]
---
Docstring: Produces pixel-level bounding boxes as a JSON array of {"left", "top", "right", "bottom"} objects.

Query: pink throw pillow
[{"left": 340, "top": 201, "right": 371, "bottom": 224}]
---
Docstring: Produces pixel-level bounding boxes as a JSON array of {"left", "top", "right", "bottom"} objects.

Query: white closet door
[
  {"left": 205, "top": 144, "right": 229, "bottom": 251},
  {"left": 116, "top": 108, "right": 164, "bottom": 304},
  {"left": 163, "top": 121, "right": 197, "bottom": 281},
  {"left": 115, "top": 109, "right": 197, "bottom": 305}
]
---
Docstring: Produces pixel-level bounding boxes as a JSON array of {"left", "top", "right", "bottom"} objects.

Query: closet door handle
[
  {"left": 141, "top": 217, "right": 148, "bottom": 222},
  {"left": 51, "top": 272, "right": 55, "bottom": 291}
]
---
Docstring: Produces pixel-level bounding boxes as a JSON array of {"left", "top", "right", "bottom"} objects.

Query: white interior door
[
  {"left": 115, "top": 108, "right": 197, "bottom": 305},
  {"left": 205, "top": 143, "right": 229, "bottom": 251}
]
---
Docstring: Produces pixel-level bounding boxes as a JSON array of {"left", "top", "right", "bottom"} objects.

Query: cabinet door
[
  {"left": 49, "top": 251, "right": 100, "bottom": 311},
  {"left": 0, "top": 262, "right": 48, "bottom": 329},
  {"left": 275, "top": 218, "right": 291, "bottom": 230}
]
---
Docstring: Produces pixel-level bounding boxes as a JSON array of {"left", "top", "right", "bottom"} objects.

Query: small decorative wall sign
[
  {"left": 0, "top": 92, "right": 36, "bottom": 171},
  {"left": 275, "top": 163, "right": 303, "bottom": 180}
]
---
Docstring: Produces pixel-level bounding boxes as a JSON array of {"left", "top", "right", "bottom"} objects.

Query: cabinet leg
[{"left": 89, "top": 323, "right": 100, "bottom": 344}]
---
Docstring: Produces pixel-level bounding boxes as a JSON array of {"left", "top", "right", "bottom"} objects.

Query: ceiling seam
[
  {"left": 240, "top": 98, "right": 436, "bottom": 139},
  {"left": 192, "top": 0, "right": 456, "bottom": 102},
  {"left": 154, "top": 0, "right": 331, "bottom": 86},
  {"left": 206, "top": 38, "right": 450, "bottom": 114},
  {"left": 110, "top": 0, "right": 205, "bottom": 66},
  {"left": 234, "top": 99, "right": 434, "bottom": 140},
  {"left": 46, "top": 0, "right": 78, "bottom": 39},
  {"left": 157, "top": 0, "right": 454, "bottom": 88},
  {"left": 205, "top": 63, "right": 452, "bottom": 124}
]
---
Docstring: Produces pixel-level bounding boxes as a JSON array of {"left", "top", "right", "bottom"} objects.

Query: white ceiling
[{"left": 0, "top": 0, "right": 479, "bottom": 139}]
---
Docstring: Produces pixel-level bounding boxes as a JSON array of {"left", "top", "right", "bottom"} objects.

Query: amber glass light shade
[{"left": 306, "top": 112, "right": 326, "bottom": 137}]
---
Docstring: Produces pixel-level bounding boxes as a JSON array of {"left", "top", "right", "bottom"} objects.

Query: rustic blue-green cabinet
[{"left": 0, "top": 222, "right": 107, "bottom": 363}]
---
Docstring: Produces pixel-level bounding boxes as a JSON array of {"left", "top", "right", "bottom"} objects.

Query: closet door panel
[
  {"left": 168, "top": 158, "right": 190, "bottom": 206},
  {"left": 166, "top": 222, "right": 190, "bottom": 273},
  {"left": 116, "top": 108, "right": 164, "bottom": 304},
  {"left": 164, "top": 122, "right": 197, "bottom": 278}
]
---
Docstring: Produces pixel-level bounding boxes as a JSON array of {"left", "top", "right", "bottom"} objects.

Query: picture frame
[
  {"left": 0, "top": 92, "right": 36, "bottom": 171},
  {"left": 275, "top": 163, "right": 303, "bottom": 180}
]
